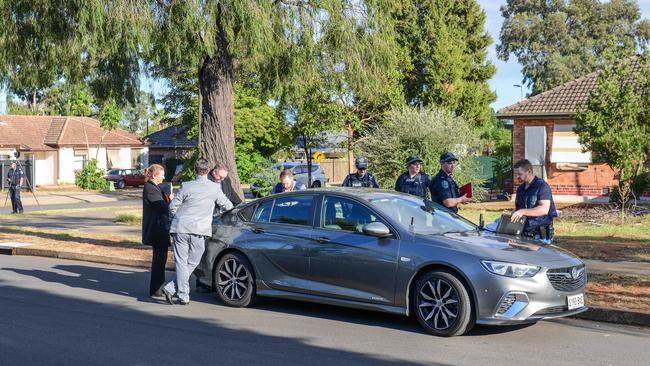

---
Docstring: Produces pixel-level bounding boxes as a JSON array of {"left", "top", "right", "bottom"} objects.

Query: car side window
[
  {"left": 253, "top": 200, "right": 273, "bottom": 223},
  {"left": 321, "top": 196, "right": 382, "bottom": 233},
  {"left": 310, "top": 165, "right": 319, "bottom": 173},
  {"left": 238, "top": 204, "right": 256, "bottom": 222},
  {"left": 270, "top": 195, "right": 314, "bottom": 226},
  {"left": 293, "top": 165, "right": 305, "bottom": 174}
]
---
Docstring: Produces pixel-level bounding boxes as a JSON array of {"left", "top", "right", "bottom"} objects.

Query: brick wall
[{"left": 512, "top": 118, "right": 618, "bottom": 197}]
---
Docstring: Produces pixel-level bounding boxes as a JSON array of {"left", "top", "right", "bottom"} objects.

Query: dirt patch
[
  {"left": 587, "top": 273, "right": 650, "bottom": 313},
  {"left": 554, "top": 237, "right": 650, "bottom": 262},
  {"left": 0, "top": 227, "right": 172, "bottom": 264}
]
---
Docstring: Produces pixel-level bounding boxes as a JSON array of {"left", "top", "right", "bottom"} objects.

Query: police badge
[{"left": 441, "top": 180, "right": 449, "bottom": 189}]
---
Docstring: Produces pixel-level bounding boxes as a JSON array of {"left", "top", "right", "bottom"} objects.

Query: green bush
[
  {"left": 75, "top": 159, "right": 109, "bottom": 190},
  {"left": 357, "top": 106, "right": 487, "bottom": 199},
  {"left": 248, "top": 161, "right": 277, "bottom": 198}
]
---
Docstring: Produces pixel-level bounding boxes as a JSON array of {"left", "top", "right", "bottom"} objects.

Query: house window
[
  {"left": 524, "top": 126, "right": 547, "bottom": 179},
  {"left": 551, "top": 124, "right": 591, "bottom": 164},
  {"left": 73, "top": 155, "right": 86, "bottom": 171}
]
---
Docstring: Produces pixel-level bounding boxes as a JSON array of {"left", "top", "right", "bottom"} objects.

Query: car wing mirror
[{"left": 362, "top": 222, "right": 392, "bottom": 238}]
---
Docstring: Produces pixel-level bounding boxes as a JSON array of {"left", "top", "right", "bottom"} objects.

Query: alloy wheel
[
  {"left": 218, "top": 258, "right": 250, "bottom": 301},
  {"left": 418, "top": 278, "right": 460, "bottom": 330}
]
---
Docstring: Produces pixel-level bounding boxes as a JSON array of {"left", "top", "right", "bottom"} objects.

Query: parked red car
[{"left": 104, "top": 168, "right": 146, "bottom": 189}]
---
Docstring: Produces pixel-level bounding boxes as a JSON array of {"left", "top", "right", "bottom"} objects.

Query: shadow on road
[
  {"left": 4, "top": 263, "right": 541, "bottom": 339},
  {"left": 0, "top": 280, "right": 448, "bottom": 365}
]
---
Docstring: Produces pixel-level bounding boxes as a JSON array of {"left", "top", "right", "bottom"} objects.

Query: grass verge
[{"left": 588, "top": 273, "right": 650, "bottom": 313}]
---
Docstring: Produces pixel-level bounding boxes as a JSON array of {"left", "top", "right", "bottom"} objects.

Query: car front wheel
[
  {"left": 116, "top": 180, "right": 126, "bottom": 189},
  {"left": 214, "top": 252, "right": 256, "bottom": 307},
  {"left": 311, "top": 180, "right": 321, "bottom": 188},
  {"left": 413, "top": 270, "right": 474, "bottom": 336}
]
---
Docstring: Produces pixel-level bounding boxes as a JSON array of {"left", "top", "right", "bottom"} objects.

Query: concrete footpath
[{"left": 0, "top": 188, "right": 141, "bottom": 214}]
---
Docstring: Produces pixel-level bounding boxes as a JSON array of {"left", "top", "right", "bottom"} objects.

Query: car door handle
[
  {"left": 315, "top": 237, "right": 331, "bottom": 243},
  {"left": 252, "top": 228, "right": 265, "bottom": 234}
]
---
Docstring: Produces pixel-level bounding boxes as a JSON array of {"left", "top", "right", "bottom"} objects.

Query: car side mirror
[{"left": 362, "top": 222, "right": 392, "bottom": 238}]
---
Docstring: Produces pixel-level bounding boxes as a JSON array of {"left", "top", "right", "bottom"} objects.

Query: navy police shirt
[
  {"left": 515, "top": 176, "right": 557, "bottom": 231},
  {"left": 430, "top": 170, "right": 460, "bottom": 213},
  {"left": 342, "top": 172, "right": 380, "bottom": 188},
  {"left": 7, "top": 167, "right": 23, "bottom": 187},
  {"left": 394, "top": 171, "right": 432, "bottom": 199}
]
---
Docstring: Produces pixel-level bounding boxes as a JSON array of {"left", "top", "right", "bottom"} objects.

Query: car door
[
  {"left": 243, "top": 194, "right": 317, "bottom": 294},
  {"left": 309, "top": 194, "right": 400, "bottom": 304}
]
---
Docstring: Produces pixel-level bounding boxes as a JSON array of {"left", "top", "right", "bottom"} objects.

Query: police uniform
[
  {"left": 515, "top": 176, "right": 557, "bottom": 240},
  {"left": 394, "top": 172, "right": 432, "bottom": 199},
  {"left": 7, "top": 165, "right": 24, "bottom": 213},
  {"left": 342, "top": 172, "right": 380, "bottom": 188},
  {"left": 431, "top": 170, "right": 460, "bottom": 213}
]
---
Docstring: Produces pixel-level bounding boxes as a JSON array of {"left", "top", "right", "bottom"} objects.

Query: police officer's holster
[{"left": 523, "top": 224, "right": 554, "bottom": 242}]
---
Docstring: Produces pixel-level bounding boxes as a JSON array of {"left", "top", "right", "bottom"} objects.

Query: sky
[{"left": 1, "top": 1, "right": 650, "bottom": 114}]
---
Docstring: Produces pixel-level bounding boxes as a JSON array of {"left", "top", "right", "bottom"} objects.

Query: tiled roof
[
  {"left": 145, "top": 124, "right": 196, "bottom": 149},
  {"left": 497, "top": 57, "right": 642, "bottom": 118},
  {"left": 0, "top": 115, "right": 145, "bottom": 150}
]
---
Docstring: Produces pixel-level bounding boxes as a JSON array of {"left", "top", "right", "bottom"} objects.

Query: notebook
[
  {"left": 459, "top": 183, "right": 473, "bottom": 198},
  {"left": 496, "top": 214, "right": 526, "bottom": 235}
]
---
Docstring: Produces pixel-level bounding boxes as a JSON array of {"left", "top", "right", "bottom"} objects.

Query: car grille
[
  {"left": 546, "top": 265, "right": 587, "bottom": 292},
  {"left": 533, "top": 306, "right": 566, "bottom": 316},
  {"left": 497, "top": 294, "right": 517, "bottom": 314}
]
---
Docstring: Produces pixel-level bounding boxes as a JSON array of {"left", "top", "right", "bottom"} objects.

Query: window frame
[{"left": 318, "top": 194, "right": 397, "bottom": 238}]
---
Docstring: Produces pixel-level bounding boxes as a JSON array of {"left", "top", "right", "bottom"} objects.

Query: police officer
[
  {"left": 6, "top": 162, "right": 24, "bottom": 214},
  {"left": 511, "top": 159, "right": 557, "bottom": 242},
  {"left": 431, "top": 152, "right": 470, "bottom": 213},
  {"left": 394, "top": 155, "right": 432, "bottom": 199},
  {"left": 342, "top": 157, "right": 379, "bottom": 188}
]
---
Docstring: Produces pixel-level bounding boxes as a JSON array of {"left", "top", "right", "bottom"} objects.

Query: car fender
[{"left": 401, "top": 259, "right": 480, "bottom": 318}]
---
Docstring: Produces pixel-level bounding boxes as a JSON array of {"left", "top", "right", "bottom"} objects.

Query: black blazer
[{"left": 142, "top": 180, "right": 171, "bottom": 248}]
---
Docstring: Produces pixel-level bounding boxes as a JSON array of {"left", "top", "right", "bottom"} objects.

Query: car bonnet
[{"left": 415, "top": 230, "right": 583, "bottom": 268}]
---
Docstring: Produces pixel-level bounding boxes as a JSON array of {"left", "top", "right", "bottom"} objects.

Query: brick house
[
  {"left": 0, "top": 115, "right": 147, "bottom": 186},
  {"left": 496, "top": 61, "right": 650, "bottom": 202}
]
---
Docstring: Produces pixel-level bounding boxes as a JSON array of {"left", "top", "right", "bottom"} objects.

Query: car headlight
[{"left": 481, "top": 260, "right": 540, "bottom": 278}]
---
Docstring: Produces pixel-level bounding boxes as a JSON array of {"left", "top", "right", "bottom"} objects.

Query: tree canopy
[
  {"left": 393, "top": 0, "right": 496, "bottom": 126},
  {"left": 498, "top": 0, "right": 650, "bottom": 95},
  {"left": 575, "top": 52, "right": 650, "bottom": 213}
]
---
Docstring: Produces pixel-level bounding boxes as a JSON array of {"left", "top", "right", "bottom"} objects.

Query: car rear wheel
[
  {"left": 116, "top": 180, "right": 126, "bottom": 189},
  {"left": 311, "top": 180, "right": 321, "bottom": 188},
  {"left": 413, "top": 270, "right": 474, "bottom": 336},
  {"left": 214, "top": 252, "right": 256, "bottom": 307}
]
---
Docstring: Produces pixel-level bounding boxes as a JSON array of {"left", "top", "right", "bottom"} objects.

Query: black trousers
[
  {"left": 9, "top": 186, "right": 23, "bottom": 213},
  {"left": 149, "top": 246, "right": 169, "bottom": 296}
]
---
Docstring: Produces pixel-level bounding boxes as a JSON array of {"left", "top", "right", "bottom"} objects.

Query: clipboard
[{"left": 459, "top": 183, "right": 473, "bottom": 198}]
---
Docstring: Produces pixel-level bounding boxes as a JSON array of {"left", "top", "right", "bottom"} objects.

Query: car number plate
[{"left": 567, "top": 293, "right": 584, "bottom": 310}]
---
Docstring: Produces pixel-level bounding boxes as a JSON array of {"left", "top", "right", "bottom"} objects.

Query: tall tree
[
  {"left": 391, "top": 0, "right": 496, "bottom": 127},
  {"left": 498, "top": 0, "right": 650, "bottom": 95},
  {"left": 149, "top": 1, "right": 400, "bottom": 197},
  {"left": 575, "top": 52, "right": 650, "bottom": 216}
]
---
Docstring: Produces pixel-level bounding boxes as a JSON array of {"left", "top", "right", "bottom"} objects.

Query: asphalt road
[{"left": 1, "top": 256, "right": 648, "bottom": 366}]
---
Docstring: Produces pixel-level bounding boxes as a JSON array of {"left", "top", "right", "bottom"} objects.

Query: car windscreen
[{"left": 368, "top": 195, "right": 476, "bottom": 235}]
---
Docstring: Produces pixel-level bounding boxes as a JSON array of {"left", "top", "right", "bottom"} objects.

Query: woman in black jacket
[{"left": 142, "top": 164, "right": 172, "bottom": 297}]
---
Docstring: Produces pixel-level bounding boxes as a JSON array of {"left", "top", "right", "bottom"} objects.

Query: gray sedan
[{"left": 196, "top": 188, "right": 587, "bottom": 336}]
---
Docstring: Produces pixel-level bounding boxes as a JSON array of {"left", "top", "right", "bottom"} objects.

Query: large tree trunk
[{"left": 198, "top": 15, "right": 244, "bottom": 201}]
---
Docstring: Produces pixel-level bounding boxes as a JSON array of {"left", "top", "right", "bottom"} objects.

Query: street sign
[{"left": 312, "top": 150, "right": 325, "bottom": 163}]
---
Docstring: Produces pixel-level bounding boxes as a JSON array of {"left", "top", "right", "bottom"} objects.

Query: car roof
[{"left": 255, "top": 187, "right": 414, "bottom": 203}]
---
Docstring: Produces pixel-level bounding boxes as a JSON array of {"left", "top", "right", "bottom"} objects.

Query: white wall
[
  {"left": 89, "top": 147, "right": 107, "bottom": 170},
  {"left": 34, "top": 151, "right": 56, "bottom": 186},
  {"left": 58, "top": 147, "right": 75, "bottom": 184},
  {"left": 139, "top": 147, "right": 149, "bottom": 168}
]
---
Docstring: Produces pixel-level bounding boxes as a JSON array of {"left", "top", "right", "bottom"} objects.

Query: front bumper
[{"left": 473, "top": 265, "right": 588, "bottom": 325}]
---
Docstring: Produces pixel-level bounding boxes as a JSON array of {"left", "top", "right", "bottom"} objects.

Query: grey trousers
[{"left": 164, "top": 233, "right": 205, "bottom": 302}]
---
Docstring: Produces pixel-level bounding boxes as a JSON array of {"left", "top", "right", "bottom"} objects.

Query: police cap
[
  {"left": 355, "top": 157, "right": 368, "bottom": 169},
  {"left": 405, "top": 155, "right": 423, "bottom": 166},
  {"left": 439, "top": 152, "right": 458, "bottom": 163}
]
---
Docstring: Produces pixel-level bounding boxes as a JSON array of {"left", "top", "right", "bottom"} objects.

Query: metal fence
[{"left": 0, "top": 160, "right": 35, "bottom": 192}]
